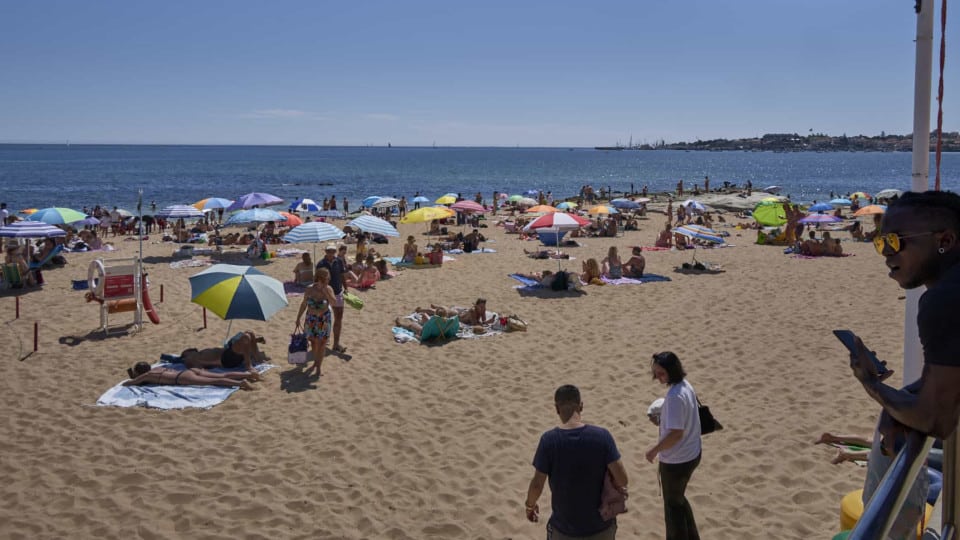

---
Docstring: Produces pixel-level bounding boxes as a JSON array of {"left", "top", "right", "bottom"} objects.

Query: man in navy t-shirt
[
  {"left": 526, "top": 385, "right": 628, "bottom": 539},
  {"left": 316, "top": 244, "right": 352, "bottom": 353}
]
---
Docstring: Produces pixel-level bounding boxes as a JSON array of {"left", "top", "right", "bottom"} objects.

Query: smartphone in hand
[{"left": 834, "top": 329, "right": 891, "bottom": 376}]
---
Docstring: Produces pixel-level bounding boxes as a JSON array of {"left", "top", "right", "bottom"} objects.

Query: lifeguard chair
[{"left": 86, "top": 257, "right": 159, "bottom": 333}]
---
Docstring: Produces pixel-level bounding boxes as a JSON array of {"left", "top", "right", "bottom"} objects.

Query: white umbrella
[
  {"left": 675, "top": 224, "right": 724, "bottom": 244},
  {"left": 0, "top": 221, "right": 66, "bottom": 238},
  {"left": 224, "top": 208, "right": 287, "bottom": 226},
  {"left": 371, "top": 197, "right": 401, "bottom": 209},
  {"left": 157, "top": 205, "right": 204, "bottom": 219},
  {"left": 347, "top": 215, "right": 400, "bottom": 237},
  {"left": 284, "top": 222, "right": 345, "bottom": 259},
  {"left": 875, "top": 189, "right": 904, "bottom": 200}
]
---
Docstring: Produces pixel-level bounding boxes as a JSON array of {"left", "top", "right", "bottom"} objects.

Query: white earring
[{"left": 939, "top": 247, "right": 946, "bottom": 255}]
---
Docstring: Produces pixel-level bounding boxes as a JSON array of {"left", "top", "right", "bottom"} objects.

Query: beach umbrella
[
  {"left": 156, "top": 204, "right": 204, "bottom": 219},
  {"left": 588, "top": 205, "right": 619, "bottom": 215},
  {"left": 798, "top": 214, "right": 842, "bottom": 224},
  {"left": 435, "top": 195, "right": 457, "bottom": 205},
  {"left": 28, "top": 207, "right": 86, "bottom": 225},
  {"left": 517, "top": 197, "right": 538, "bottom": 207},
  {"left": 451, "top": 200, "right": 487, "bottom": 213},
  {"left": 224, "top": 208, "right": 287, "bottom": 226},
  {"left": 760, "top": 196, "right": 785, "bottom": 203},
  {"left": 808, "top": 202, "right": 834, "bottom": 213},
  {"left": 227, "top": 192, "right": 283, "bottom": 211},
  {"left": 507, "top": 194, "right": 524, "bottom": 202},
  {"left": 762, "top": 185, "right": 783, "bottom": 194},
  {"left": 635, "top": 198, "right": 652, "bottom": 203},
  {"left": 675, "top": 224, "right": 724, "bottom": 244},
  {"left": 277, "top": 212, "right": 303, "bottom": 227},
  {"left": 0, "top": 221, "right": 66, "bottom": 238},
  {"left": 412, "top": 196, "right": 431, "bottom": 204},
  {"left": 442, "top": 192, "right": 458, "bottom": 198},
  {"left": 190, "top": 264, "right": 288, "bottom": 324},
  {"left": 682, "top": 199, "right": 708, "bottom": 213},
  {"left": 830, "top": 198, "right": 853, "bottom": 206},
  {"left": 284, "top": 221, "right": 345, "bottom": 259},
  {"left": 851, "top": 191, "right": 871, "bottom": 200},
  {"left": 524, "top": 204, "right": 558, "bottom": 214},
  {"left": 114, "top": 208, "right": 134, "bottom": 218},
  {"left": 556, "top": 201, "right": 578, "bottom": 210},
  {"left": 498, "top": 193, "right": 509, "bottom": 199},
  {"left": 523, "top": 212, "right": 591, "bottom": 232},
  {"left": 19, "top": 208, "right": 38, "bottom": 215},
  {"left": 289, "top": 198, "right": 321, "bottom": 212},
  {"left": 875, "top": 189, "right": 903, "bottom": 200},
  {"left": 315, "top": 209, "right": 345, "bottom": 219},
  {"left": 400, "top": 206, "right": 455, "bottom": 224},
  {"left": 361, "top": 196, "right": 384, "bottom": 208},
  {"left": 194, "top": 197, "right": 234, "bottom": 211},
  {"left": 751, "top": 203, "right": 787, "bottom": 227},
  {"left": 610, "top": 199, "right": 640, "bottom": 209},
  {"left": 853, "top": 205, "right": 887, "bottom": 217},
  {"left": 73, "top": 216, "right": 101, "bottom": 227},
  {"left": 371, "top": 197, "right": 401, "bottom": 210},
  {"left": 348, "top": 215, "right": 400, "bottom": 237}
]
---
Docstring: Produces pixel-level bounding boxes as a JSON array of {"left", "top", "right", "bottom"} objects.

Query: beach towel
[
  {"left": 96, "top": 363, "right": 274, "bottom": 410},
  {"left": 384, "top": 255, "right": 455, "bottom": 267},
  {"left": 445, "top": 247, "right": 496, "bottom": 254},
  {"left": 393, "top": 312, "right": 505, "bottom": 344},
  {"left": 640, "top": 246, "right": 673, "bottom": 252},
  {"left": 790, "top": 253, "right": 855, "bottom": 260},
  {"left": 169, "top": 257, "right": 214, "bottom": 269},
  {"left": 600, "top": 273, "right": 672, "bottom": 285}
]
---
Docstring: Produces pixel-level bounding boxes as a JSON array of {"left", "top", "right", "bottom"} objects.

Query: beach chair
[{"left": 29, "top": 244, "right": 63, "bottom": 271}]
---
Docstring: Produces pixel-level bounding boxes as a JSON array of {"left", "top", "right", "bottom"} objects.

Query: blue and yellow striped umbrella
[{"left": 189, "top": 264, "right": 288, "bottom": 321}]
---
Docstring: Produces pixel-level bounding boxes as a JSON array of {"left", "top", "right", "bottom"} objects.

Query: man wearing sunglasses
[{"left": 849, "top": 190, "right": 960, "bottom": 538}]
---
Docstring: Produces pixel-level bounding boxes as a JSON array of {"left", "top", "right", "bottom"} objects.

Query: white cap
[{"left": 646, "top": 398, "right": 664, "bottom": 416}]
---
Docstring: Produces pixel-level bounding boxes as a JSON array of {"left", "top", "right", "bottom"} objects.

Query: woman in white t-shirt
[{"left": 645, "top": 351, "right": 702, "bottom": 540}]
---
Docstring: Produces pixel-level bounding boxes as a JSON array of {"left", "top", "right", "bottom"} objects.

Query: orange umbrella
[
  {"left": 278, "top": 212, "right": 303, "bottom": 227},
  {"left": 853, "top": 205, "right": 887, "bottom": 217},
  {"left": 525, "top": 205, "right": 559, "bottom": 213}
]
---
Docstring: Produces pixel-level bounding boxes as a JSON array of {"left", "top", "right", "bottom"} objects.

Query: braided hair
[{"left": 889, "top": 191, "right": 960, "bottom": 233}]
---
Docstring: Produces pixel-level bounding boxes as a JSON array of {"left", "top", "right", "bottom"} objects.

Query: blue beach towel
[
  {"left": 600, "top": 273, "right": 672, "bottom": 285},
  {"left": 509, "top": 273, "right": 542, "bottom": 288},
  {"left": 96, "top": 362, "right": 274, "bottom": 410}
]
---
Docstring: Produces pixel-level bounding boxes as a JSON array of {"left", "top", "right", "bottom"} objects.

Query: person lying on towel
[
  {"left": 123, "top": 362, "right": 260, "bottom": 390},
  {"left": 177, "top": 331, "right": 267, "bottom": 372}
]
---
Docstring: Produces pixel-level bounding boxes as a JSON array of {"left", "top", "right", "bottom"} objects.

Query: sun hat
[
  {"left": 647, "top": 398, "right": 664, "bottom": 417},
  {"left": 324, "top": 243, "right": 337, "bottom": 251}
]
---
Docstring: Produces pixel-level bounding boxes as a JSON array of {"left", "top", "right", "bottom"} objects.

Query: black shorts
[{"left": 220, "top": 347, "right": 245, "bottom": 369}]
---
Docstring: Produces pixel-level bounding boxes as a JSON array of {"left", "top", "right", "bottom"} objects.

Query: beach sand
[{"left": 0, "top": 210, "right": 904, "bottom": 539}]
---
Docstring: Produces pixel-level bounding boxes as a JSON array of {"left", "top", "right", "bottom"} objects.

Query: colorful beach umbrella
[
  {"left": 451, "top": 200, "right": 487, "bottom": 213},
  {"left": 400, "top": 206, "right": 455, "bottom": 224},
  {"left": 289, "top": 198, "right": 321, "bottom": 212},
  {"left": 523, "top": 204, "right": 558, "bottom": 214},
  {"left": 227, "top": 192, "right": 283, "bottom": 211},
  {"left": 752, "top": 203, "right": 787, "bottom": 227},
  {"left": 853, "top": 205, "right": 887, "bottom": 217},
  {"left": 277, "top": 212, "right": 303, "bottom": 227},
  {"left": 194, "top": 197, "right": 234, "bottom": 211},
  {"left": 224, "top": 208, "right": 287, "bottom": 226},
  {"left": 19, "top": 208, "right": 38, "bottom": 215},
  {"left": 556, "top": 202, "right": 578, "bottom": 210},
  {"left": 523, "top": 212, "right": 591, "bottom": 232},
  {"left": 348, "top": 215, "right": 400, "bottom": 237},
  {"left": 435, "top": 195, "right": 457, "bottom": 205},
  {"left": 189, "top": 264, "right": 288, "bottom": 321},
  {"left": 157, "top": 204, "right": 204, "bottom": 219},
  {"left": 798, "top": 214, "right": 842, "bottom": 224},
  {"left": 588, "top": 205, "right": 619, "bottom": 215},
  {"left": 675, "top": 224, "right": 724, "bottom": 244},
  {"left": 0, "top": 221, "right": 66, "bottom": 238},
  {"left": 808, "top": 202, "right": 834, "bottom": 213},
  {"left": 27, "top": 207, "right": 86, "bottom": 225}
]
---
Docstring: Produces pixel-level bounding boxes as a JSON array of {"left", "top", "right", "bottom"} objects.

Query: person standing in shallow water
[{"left": 646, "top": 351, "right": 702, "bottom": 540}]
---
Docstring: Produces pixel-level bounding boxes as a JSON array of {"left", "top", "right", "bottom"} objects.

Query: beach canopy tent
[
  {"left": 751, "top": 202, "right": 787, "bottom": 227},
  {"left": 675, "top": 224, "right": 724, "bottom": 244},
  {"left": 347, "top": 215, "right": 400, "bottom": 237},
  {"left": 224, "top": 208, "right": 288, "bottom": 226},
  {"left": 0, "top": 221, "right": 66, "bottom": 238},
  {"left": 227, "top": 192, "right": 283, "bottom": 211},
  {"left": 157, "top": 204, "right": 204, "bottom": 220},
  {"left": 27, "top": 207, "right": 87, "bottom": 225}
]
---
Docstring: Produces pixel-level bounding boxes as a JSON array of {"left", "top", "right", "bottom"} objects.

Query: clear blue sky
[{"left": 2, "top": 0, "right": 956, "bottom": 147}]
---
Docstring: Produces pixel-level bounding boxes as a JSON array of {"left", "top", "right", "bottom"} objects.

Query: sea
[{"left": 1, "top": 144, "right": 958, "bottom": 214}]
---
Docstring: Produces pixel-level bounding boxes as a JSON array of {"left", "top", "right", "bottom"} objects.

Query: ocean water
[{"left": 1, "top": 144, "right": 958, "bottom": 213}]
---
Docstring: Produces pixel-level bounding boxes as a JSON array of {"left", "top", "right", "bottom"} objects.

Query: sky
[{"left": 1, "top": 0, "right": 957, "bottom": 147}]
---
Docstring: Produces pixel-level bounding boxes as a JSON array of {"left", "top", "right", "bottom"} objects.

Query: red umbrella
[
  {"left": 278, "top": 212, "right": 303, "bottom": 227},
  {"left": 451, "top": 200, "right": 486, "bottom": 213},
  {"left": 523, "top": 212, "right": 591, "bottom": 231}
]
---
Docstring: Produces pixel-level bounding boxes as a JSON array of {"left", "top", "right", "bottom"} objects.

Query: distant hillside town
[{"left": 596, "top": 131, "right": 960, "bottom": 152}]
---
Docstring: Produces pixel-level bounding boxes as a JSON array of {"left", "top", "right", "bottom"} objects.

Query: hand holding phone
[{"left": 834, "top": 329, "right": 892, "bottom": 378}]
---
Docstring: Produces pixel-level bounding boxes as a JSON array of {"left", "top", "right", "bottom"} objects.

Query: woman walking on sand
[
  {"left": 295, "top": 267, "right": 337, "bottom": 377},
  {"left": 646, "top": 351, "right": 702, "bottom": 540}
]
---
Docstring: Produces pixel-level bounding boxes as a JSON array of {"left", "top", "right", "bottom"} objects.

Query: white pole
[{"left": 903, "top": 0, "right": 934, "bottom": 384}]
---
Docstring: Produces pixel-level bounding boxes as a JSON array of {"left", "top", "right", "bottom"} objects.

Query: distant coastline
[{"left": 596, "top": 131, "right": 960, "bottom": 153}]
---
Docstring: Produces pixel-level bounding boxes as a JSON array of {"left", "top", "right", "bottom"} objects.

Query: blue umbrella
[
  {"left": 27, "top": 207, "right": 86, "bottom": 225},
  {"left": 157, "top": 204, "right": 204, "bottom": 219},
  {"left": 348, "top": 215, "right": 400, "bottom": 237},
  {"left": 808, "top": 202, "right": 834, "bottom": 212},
  {"left": 190, "top": 264, "right": 288, "bottom": 323},
  {"left": 289, "top": 198, "right": 321, "bottom": 212},
  {"left": 412, "top": 196, "right": 431, "bottom": 203},
  {"left": 362, "top": 196, "right": 385, "bottom": 208},
  {"left": 525, "top": 189, "right": 540, "bottom": 196},
  {"left": 0, "top": 221, "right": 66, "bottom": 238},
  {"left": 675, "top": 224, "right": 724, "bottom": 244},
  {"left": 830, "top": 198, "right": 853, "bottom": 206},
  {"left": 799, "top": 214, "right": 842, "bottom": 224},
  {"left": 283, "top": 222, "right": 345, "bottom": 244},
  {"left": 227, "top": 192, "right": 283, "bottom": 211},
  {"left": 610, "top": 198, "right": 641, "bottom": 209},
  {"left": 194, "top": 197, "right": 234, "bottom": 211},
  {"left": 224, "top": 208, "right": 287, "bottom": 226}
]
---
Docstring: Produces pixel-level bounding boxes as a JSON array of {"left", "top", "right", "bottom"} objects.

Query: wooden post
[
  {"left": 202, "top": 307, "right": 207, "bottom": 329},
  {"left": 160, "top": 284, "right": 164, "bottom": 303},
  {"left": 33, "top": 321, "right": 38, "bottom": 352},
  {"left": 15, "top": 296, "right": 20, "bottom": 319}
]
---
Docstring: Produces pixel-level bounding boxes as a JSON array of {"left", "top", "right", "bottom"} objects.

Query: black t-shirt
[
  {"left": 316, "top": 256, "right": 346, "bottom": 294},
  {"left": 918, "top": 263, "right": 960, "bottom": 366}
]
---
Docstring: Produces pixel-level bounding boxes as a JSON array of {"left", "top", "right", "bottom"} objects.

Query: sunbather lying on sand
[
  {"left": 515, "top": 270, "right": 585, "bottom": 290},
  {"left": 524, "top": 248, "right": 570, "bottom": 259},
  {"left": 123, "top": 362, "right": 259, "bottom": 390},
  {"left": 416, "top": 298, "right": 496, "bottom": 325},
  {"left": 178, "top": 331, "right": 267, "bottom": 372}
]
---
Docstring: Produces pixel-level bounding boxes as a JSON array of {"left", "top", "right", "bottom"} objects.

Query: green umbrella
[
  {"left": 751, "top": 202, "right": 787, "bottom": 227},
  {"left": 507, "top": 194, "right": 524, "bottom": 202},
  {"left": 27, "top": 207, "right": 87, "bottom": 225}
]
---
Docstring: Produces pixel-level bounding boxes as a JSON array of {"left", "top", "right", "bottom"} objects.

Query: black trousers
[{"left": 658, "top": 453, "right": 701, "bottom": 540}]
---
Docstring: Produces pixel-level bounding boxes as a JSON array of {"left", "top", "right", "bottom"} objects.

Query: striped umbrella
[
  {"left": 227, "top": 192, "right": 283, "bottom": 211},
  {"left": 284, "top": 222, "right": 345, "bottom": 244},
  {"left": 523, "top": 212, "right": 591, "bottom": 231},
  {"left": 193, "top": 197, "right": 234, "bottom": 211},
  {"left": 224, "top": 208, "right": 287, "bottom": 226},
  {"left": 348, "top": 215, "right": 400, "bottom": 237},
  {"left": 675, "top": 224, "right": 724, "bottom": 244},
  {"left": 157, "top": 204, "right": 204, "bottom": 219},
  {"left": 798, "top": 214, "right": 842, "bottom": 225},
  {"left": 451, "top": 200, "right": 488, "bottom": 213},
  {"left": 371, "top": 197, "right": 401, "bottom": 209},
  {"left": 190, "top": 264, "right": 288, "bottom": 322},
  {"left": 27, "top": 207, "right": 86, "bottom": 225},
  {"left": 362, "top": 196, "right": 386, "bottom": 208},
  {"left": 289, "top": 198, "right": 321, "bottom": 212},
  {"left": 0, "top": 221, "right": 66, "bottom": 238}
]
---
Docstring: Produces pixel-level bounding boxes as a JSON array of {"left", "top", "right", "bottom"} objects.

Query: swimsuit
[
  {"left": 607, "top": 260, "right": 623, "bottom": 279},
  {"left": 305, "top": 297, "right": 331, "bottom": 340},
  {"left": 220, "top": 347, "right": 245, "bottom": 369}
]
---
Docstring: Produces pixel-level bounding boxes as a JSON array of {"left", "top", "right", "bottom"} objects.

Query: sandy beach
[{"left": 0, "top": 203, "right": 904, "bottom": 539}]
